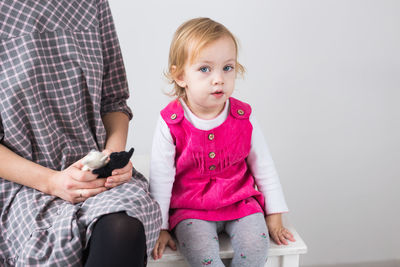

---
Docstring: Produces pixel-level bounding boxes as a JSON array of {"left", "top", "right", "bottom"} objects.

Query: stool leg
[
  {"left": 281, "top": 254, "right": 300, "bottom": 267},
  {"left": 264, "top": 256, "right": 280, "bottom": 267}
]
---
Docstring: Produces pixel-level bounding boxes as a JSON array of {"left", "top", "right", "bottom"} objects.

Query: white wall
[{"left": 108, "top": 0, "right": 400, "bottom": 265}]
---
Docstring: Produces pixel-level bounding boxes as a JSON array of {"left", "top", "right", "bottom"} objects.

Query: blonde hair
[{"left": 166, "top": 17, "right": 245, "bottom": 98}]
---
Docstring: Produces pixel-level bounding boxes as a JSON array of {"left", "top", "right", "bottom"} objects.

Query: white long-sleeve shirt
[{"left": 150, "top": 99, "right": 288, "bottom": 229}]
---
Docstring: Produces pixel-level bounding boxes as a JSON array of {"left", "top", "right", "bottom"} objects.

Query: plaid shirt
[{"left": 0, "top": 0, "right": 161, "bottom": 265}]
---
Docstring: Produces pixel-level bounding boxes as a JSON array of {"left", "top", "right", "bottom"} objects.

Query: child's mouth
[{"left": 211, "top": 91, "right": 224, "bottom": 97}]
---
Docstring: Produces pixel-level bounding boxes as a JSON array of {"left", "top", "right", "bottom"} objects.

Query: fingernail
[
  {"left": 112, "top": 171, "right": 117, "bottom": 175},
  {"left": 108, "top": 179, "right": 113, "bottom": 183}
]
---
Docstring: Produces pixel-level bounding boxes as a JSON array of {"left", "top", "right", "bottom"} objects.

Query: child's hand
[
  {"left": 152, "top": 230, "right": 177, "bottom": 260},
  {"left": 265, "top": 213, "right": 295, "bottom": 245}
]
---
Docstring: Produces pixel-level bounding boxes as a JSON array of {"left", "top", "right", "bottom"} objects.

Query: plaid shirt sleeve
[{"left": 97, "top": 0, "right": 133, "bottom": 119}]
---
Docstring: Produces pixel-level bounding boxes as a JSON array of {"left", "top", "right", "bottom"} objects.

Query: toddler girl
[{"left": 150, "top": 17, "right": 295, "bottom": 267}]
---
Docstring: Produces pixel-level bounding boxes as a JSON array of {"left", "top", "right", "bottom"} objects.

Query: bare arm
[
  {"left": 0, "top": 144, "right": 107, "bottom": 203},
  {"left": 0, "top": 144, "right": 55, "bottom": 194},
  {"left": 101, "top": 111, "right": 133, "bottom": 188},
  {"left": 101, "top": 111, "right": 129, "bottom": 153}
]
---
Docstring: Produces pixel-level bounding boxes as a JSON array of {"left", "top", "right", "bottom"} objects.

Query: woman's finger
[
  {"left": 111, "top": 161, "right": 132, "bottom": 176},
  {"left": 102, "top": 149, "right": 113, "bottom": 157},
  {"left": 74, "top": 189, "right": 85, "bottom": 203},
  {"left": 72, "top": 161, "right": 84, "bottom": 169},
  {"left": 67, "top": 165, "right": 98, "bottom": 182},
  {"left": 72, "top": 178, "right": 107, "bottom": 190},
  {"left": 105, "top": 172, "right": 131, "bottom": 188},
  {"left": 77, "top": 187, "right": 107, "bottom": 201},
  {"left": 71, "top": 184, "right": 107, "bottom": 204}
]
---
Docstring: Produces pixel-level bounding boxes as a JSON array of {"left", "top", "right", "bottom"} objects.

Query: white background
[{"left": 108, "top": 0, "right": 400, "bottom": 265}]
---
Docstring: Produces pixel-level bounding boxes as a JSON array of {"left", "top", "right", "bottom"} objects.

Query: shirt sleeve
[
  {"left": 97, "top": 0, "right": 132, "bottom": 119},
  {"left": 248, "top": 114, "right": 289, "bottom": 215},
  {"left": 149, "top": 116, "right": 176, "bottom": 230}
]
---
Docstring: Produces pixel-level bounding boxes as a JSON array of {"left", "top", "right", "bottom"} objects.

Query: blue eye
[
  {"left": 223, "top": 65, "right": 234, "bottom": 71},
  {"left": 199, "top": 66, "right": 210, "bottom": 72}
]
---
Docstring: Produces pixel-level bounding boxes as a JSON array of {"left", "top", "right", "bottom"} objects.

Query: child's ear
[
  {"left": 175, "top": 78, "right": 186, "bottom": 88},
  {"left": 171, "top": 65, "right": 186, "bottom": 88}
]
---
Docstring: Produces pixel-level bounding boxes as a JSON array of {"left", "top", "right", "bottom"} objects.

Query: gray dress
[{"left": 0, "top": 0, "right": 161, "bottom": 266}]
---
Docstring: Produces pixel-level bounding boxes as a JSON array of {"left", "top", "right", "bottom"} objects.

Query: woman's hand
[
  {"left": 152, "top": 230, "right": 177, "bottom": 260},
  {"left": 102, "top": 149, "right": 133, "bottom": 188},
  {"left": 266, "top": 213, "right": 296, "bottom": 245},
  {"left": 48, "top": 160, "right": 107, "bottom": 204}
]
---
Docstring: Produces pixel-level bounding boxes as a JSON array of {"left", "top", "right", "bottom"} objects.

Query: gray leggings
[{"left": 174, "top": 212, "right": 269, "bottom": 267}]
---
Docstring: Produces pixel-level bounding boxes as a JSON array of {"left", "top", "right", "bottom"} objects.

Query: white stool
[
  {"left": 132, "top": 155, "right": 308, "bottom": 267},
  {"left": 147, "top": 227, "right": 307, "bottom": 267}
]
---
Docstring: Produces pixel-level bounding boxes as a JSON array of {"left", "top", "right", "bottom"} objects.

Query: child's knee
[
  {"left": 175, "top": 219, "right": 218, "bottom": 251},
  {"left": 232, "top": 231, "right": 269, "bottom": 254},
  {"left": 177, "top": 236, "right": 222, "bottom": 267},
  {"left": 177, "top": 234, "right": 218, "bottom": 252}
]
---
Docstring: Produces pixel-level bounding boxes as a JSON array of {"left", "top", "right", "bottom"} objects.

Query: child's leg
[
  {"left": 225, "top": 212, "right": 269, "bottom": 267},
  {"left": 174, "top": 219, "right": 224, "bottom": 267}
]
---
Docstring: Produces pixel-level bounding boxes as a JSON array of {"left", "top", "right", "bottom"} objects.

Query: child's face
[{"left": 176, "top": 36, "right": 237, "bottom": 119}]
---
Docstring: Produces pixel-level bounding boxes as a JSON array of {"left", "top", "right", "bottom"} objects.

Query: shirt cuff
[
  {"left": 264, "top": 188, "right": 289, "bottom": 215},
  {"left": 101, "top": 100, "right": 133, "bottom": 120}
]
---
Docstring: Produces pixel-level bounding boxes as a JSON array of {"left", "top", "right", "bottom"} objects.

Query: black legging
[{"left": 83, "top": 212, "right": 147, "bottom": 267}]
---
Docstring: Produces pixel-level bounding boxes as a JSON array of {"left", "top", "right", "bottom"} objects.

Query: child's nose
[{"left": 212, "top": 71, "right": 224, "bottom": 85}]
